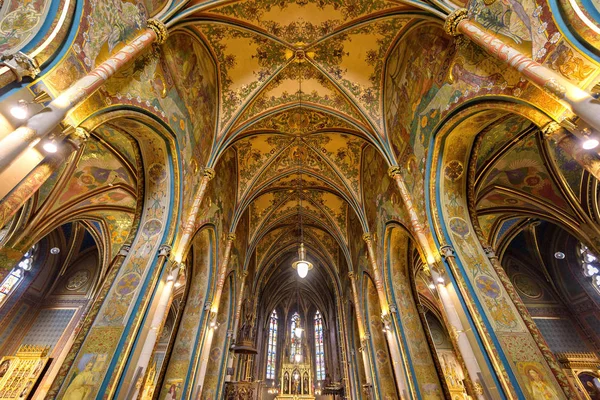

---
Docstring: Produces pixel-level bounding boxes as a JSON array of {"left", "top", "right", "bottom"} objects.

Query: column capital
[
  {"left": 0, "top": 52, "right": 39, "bottom": 82},
  {"left": 203, "top": 167, "right": 216, "bottom": 180},
  {"left": 439, "top": 244, "right": 455, "bottom": 260},
  {"left": 204, "top": 301, "right": 212, "bottom": 311},
  {"left": 158, "top": 244, "right": 172, "bottom": 257},
  {"left": 387, "top": 166, "right": 401, "bottom": 178},
  {"left": 348, "top": 271, "right": 356, "bottom": 280},
  {"left": 541, "top": 121, "right": 562, "bottom": 138},
  {"left": 444, "top": 8, "right": 468, "bottom": 36},
  {"left": 118, "top": 244, "right": 131, "bottom": 257},
  {"left": 483, "top": 246, "right": 497, "bottom": 260},
  {"left": 362, "top": 233, "right": 373, "bottom": 243},
  {"left": 146, "top": 19, "right": 168, "bottom": 45},
  {"left": 389, "top": 304, "right": 397, "bottom": 314},
  {"left": 227, "top": 233, "right": 236, "bottom": 241},
  {"left": 70, "top": 126, "right": 91, "bottom": 144}
]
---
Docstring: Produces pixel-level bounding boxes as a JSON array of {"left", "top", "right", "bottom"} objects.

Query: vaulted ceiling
[{"left": 169, "top": 0, "right": 455, "bottom": 310}]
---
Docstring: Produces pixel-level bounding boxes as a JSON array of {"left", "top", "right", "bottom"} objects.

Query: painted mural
[{"left": 0, "top": 0, "right": 51, "bottom": 53}]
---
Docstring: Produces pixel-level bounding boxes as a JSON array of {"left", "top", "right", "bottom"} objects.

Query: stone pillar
[
  {"left": 432, "top": 246, "right": 486, "bottom": 400},
  {"left": 381, "top": 310, "right": 412, "bottom": 399},
  {"left": 348, "top": 272, "right": 374, "bottom": 398},
  {"left": 542, "top": 121, "right": 600, "bottom": 181},
  {"left": 195, "top": 232, "right": 236, "bottom": 398},
  {"left": 361, "top": 233, "right": 390, "bottom": 315},
  {"left": 124, "top": 244, "right": 176, "bottom": 399},
  {"left": 173, "top": 167, "right": 215, "bottom": 262},
  {"left": 225, "top": 270, "right": 248, "bottom": 381},
  {"left": 388, "top": 168, "right": 437, "bottom": 265},
  {"left": 0, "top": 19, "right": 168, "bottom": 173},
  {"left": 445, "top": 9, "right": 600, "bottom": 136},
  {"left": 0, "top": 127, "right": 90, "bottom": 229},
  {"left": 0, "top": 52, "right": 40, "bottom": 89}
]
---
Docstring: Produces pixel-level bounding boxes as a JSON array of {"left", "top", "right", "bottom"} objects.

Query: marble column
[
  {"left": 432, "top": 247, "right": 486, "bottom": 400},
  {"left": 445, "top": 9, "right": 600, "bottom": 137},
  {"left": 348, "top": 272, "right": 376, "bottom": 400},
  {"left": 542, "top": 121, "right": 600, "bottom": 181},
  {"left": 173, "top": 167, "right": 215, "bottom": 262},
  {"left": 0, "top": 127, "right": 90, "bottom": 229},
  {"left": 362, "top": 233, "right": 390, "bottom": 315},
  {"left": 225, "top": 270, "right": 248, "bottom": 381},
  {"left": 0, "top": 19, "right": 168, "bottom": 173}
]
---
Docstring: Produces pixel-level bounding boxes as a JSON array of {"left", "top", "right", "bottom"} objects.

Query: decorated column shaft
[
  {"left": 194, "top": 232, "right": 236, "bottom": 398},
  {"left": 0, "top": 127, "right": 90, "bottom": 229},
  {"left": 348, "top": 272, "right": 373, "bottom": 390},
  {"left": 361, "top": 233, "right": 390, "bottom": 315},
  {"left": 211, "top": 233, "right": 236, "bottom": 315},
  {"left": 226, "top": 270, "right": 248, "bottom": 380},
  {"left": 445, "top": 9, "right": 600, "bottom": 136},
  {"left": 543, "top": 122, "right": 600, "bottom": 181},
  {"left": 173, "top": 168, "right": 215, "bottom": 262},
  {"left": 126, "top": 251, "right": 179, "bottom": 399},
  {"left": 0, "top": 20, "right": 168, "bottom": 173},
  {"left": 433, "top": 247, "right": 486, "bottom": 400},
  {"left": 388, "top": 167, "right": 436, "bottom": 264}
]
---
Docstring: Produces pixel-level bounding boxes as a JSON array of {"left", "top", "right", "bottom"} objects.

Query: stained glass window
[
  {"left": 314, "top": 310, "right": 325, "bottom": 381},
  {"left": 266, "top": 310, "right": 278, "bottom": 379},
  {"left": 290, "top": 312, "right": 302, "bottom": 362},
  {"left": 579, "top": 243, "right": 600, "bottom": 293},
  {"left": 0, "top": 246, "right": 34, "bottom": 307}
]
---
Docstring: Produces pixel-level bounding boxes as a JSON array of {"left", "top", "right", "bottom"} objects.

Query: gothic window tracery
[
  {"left": 290, "top": 312, "right": 302, "bottom": 362},
  {"left": 267, "top": 309, "right": 278, "bottom": 379},
  {"left": 314, "top": 310, "right": 325, "bottom": 381},
  {"left": 579, "top": 243, "right": 600, "bottom": 292},
  {"left": 0, "top": 245, "right": 35, "bottom": 307}
]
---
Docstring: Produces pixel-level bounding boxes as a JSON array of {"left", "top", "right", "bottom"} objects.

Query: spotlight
[
  {"left": 174, "top": 282, "right": 182, "bottom": 288},
  {"left": 43, "top": 140, "right": 58, "bottom": 153},
  {"left": 10, "top": 100, "right": 28, "bottom": 120},
  {"left": 554, "top": 251, "right": 565, "bottom": 259},
  {"left": 436, "top": 277, "right": 445, "bottom": 284},
  {"left": 166, "top": 274, "right": 174, "bottom": 282},
  {"left": 428, "top": 283, "right": 435, "bottom": 289},
  {"left": 50, "top": 247, "right": 60, "bottom": 254},
  {"left": 582, "top": 137, "right": 599, "bottom": 150}
]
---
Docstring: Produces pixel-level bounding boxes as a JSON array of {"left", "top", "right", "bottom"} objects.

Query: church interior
[{"left": 2, "top": 0, "right": 600, "bottom": 399}]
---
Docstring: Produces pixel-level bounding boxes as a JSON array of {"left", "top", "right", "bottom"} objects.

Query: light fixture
[
  {"left": 174, "top": 281, "right": 182, "bottom": 288},
  {"left": 582, "top": 137, "right": 599, "bottom": 150},
  {"left": 436, "top": 277, "right": 445, "bottom": 284},
  {"left": 43, "top": 139, "right": 58, "bottom": 153},
  {"left": 50, "top": 247, "right": 60, "bottom": 254},
  {"left": 292, "top": 244, "right": 313, "bottom": 279},
  {"left": 554, "top": 251, "right": 565, "bottom": 259},
  {"left": 166, "top": 274, "right": 174, "bottom": 282},
  {"left": 10, "top": 100, "right": 28, "bottom": 120},
  {"left": 428, "top": 283, "right": 435, "bottom": 289}
]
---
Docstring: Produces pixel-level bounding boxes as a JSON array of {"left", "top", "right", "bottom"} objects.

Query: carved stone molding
[
  {"left": 146, "top": 19, "right": 168, "bottom": 45},
  {"left": 0, "top": 52, "right": 40, "bottom": 82},
  {"left": 444, "top": 9, "right": 468, "bottom": 36}
]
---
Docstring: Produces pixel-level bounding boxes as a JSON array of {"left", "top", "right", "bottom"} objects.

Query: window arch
[
  {"left": 266, "top": 310, "right": 278, "bottom": 379},
  {"left": 579, "top": 243, "right": 600, "bottom": 293},
  {"left": 0, "top": 245, "right": 35, "bottom": 307},
  {"left": 290, "top": 312, "right": 302, "bottom": 362},
  {"left": 314, "top": 310, "right": 325, "bottom": 381}
]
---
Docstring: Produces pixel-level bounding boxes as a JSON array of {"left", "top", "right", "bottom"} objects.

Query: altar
[{"left": 276, "top": 362, "right": 314, "bottom": 399}]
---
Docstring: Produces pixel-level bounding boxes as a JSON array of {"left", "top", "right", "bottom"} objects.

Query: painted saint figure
[
  {"left": 63, "top": 360, "right": 97, "bottom": 400},
  {"left": 526, "top": 368, "right": 559, "bottom": 399}
]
